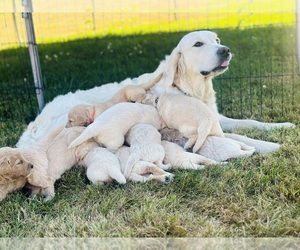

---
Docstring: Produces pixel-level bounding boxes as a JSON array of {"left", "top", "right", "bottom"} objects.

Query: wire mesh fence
[{"left": 0, "top": 0, "right": 298, "bottom": 123}]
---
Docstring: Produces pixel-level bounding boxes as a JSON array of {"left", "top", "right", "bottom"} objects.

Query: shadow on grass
[{"left": 0, "top": 26, "right": 298, "bottom": 123}]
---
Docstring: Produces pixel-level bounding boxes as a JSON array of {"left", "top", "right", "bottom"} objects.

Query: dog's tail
[
  {"left": 123, "top": 150, "right": 142, "bottom": 178},
  {"left": 107, "top": 167, "right": 127, "bottom": 184},
  {"left": 68, "top": 125, "right": 98, "bottom": 148},
  {"left": 192, "top": 119, "right": 213, "bottom": 153},
  {"left": 140, "top": 73, "right": 163, "bottom": 90}
]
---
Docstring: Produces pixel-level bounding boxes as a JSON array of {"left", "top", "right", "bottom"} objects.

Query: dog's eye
[
  {"left": 16, "top": 160, "right": 23, "bottom": 165},
  {"left": 216, "top": 38, "right": 220, "bottom": 44},
  {"left": 194, "top": 42, "right": 203, "bottom": 47}
]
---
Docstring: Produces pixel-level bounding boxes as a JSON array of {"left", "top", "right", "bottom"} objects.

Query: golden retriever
[
  {"left": 0, "top": 147, "right": 34, "bottom": 201},
  {"left": 83, "top": 146, "right": 173, "bottom": 184},
  {"left": 66, "top": 73, "right": 163, "bottom": 127},
  {"left": 17, "top": 31, "right": 294, "bottom": 154},
  {"left": 68, "top": 102, "right": 161, "bottom": 152},
  {"left": 123, "top": 124, "right": 171, "bottom": 178},
  {"left": 160, "top": 128, "right": 255, "bottom": 163},
  {"left": 0, "top": 126, "right": 99, "bottom": 201},
  {"left": 115, "top": 146, "right": 174, "bottom": 183},
  {"left": 142, "top": 93, "right": 224, "bottom": 153}
]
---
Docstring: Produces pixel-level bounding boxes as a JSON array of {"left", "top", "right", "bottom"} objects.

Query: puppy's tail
[
  {"left": 140, "top": 73, "right": 163, "bottom": 90},
  {"left": 123, "top": 151, "right": 141, "bottom": 178},
  {"left": 192, "top": 120, "right": 212, "bottom": 153},
  {"left": 107, "top": 167, "right": 126, "bottom": 184},
  {"left": 68, "top": 126, "right": 97, "bottom": 148}
]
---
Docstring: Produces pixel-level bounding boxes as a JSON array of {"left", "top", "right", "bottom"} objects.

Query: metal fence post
[
  {"left": 22, "top": 0, "right": 45, "bottom": 113},
  {"left": 296, "top": 0, "right": 300, "bottom": 74}
]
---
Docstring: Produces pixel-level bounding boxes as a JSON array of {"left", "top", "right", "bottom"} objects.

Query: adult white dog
[{"left": 16, "top": 30, "right": 294, "bottom": 153}]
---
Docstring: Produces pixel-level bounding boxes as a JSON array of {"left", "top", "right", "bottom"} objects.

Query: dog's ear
[{"left": 164, "top": 46, "right": 181, "bottom": 86}]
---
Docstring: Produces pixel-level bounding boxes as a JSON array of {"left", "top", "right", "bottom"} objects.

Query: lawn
[{"left": 0, "top": 0, "right": 299, "bottom": 240}]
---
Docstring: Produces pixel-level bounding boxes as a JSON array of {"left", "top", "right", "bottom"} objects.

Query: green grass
[
  {"left": 0, "top": 24, "right": 299, "bottom": 237},
  {"left": 0, "top": 0, "right": 298, "bottom": 241}
]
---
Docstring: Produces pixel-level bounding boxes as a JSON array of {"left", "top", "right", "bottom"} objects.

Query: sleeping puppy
[
  {"left": 115, "top": 146, "right": 174, "bottom": 183},
  {"left": 68, "top": 102, "right": 161, "bottom": 152},
  {"left": 84, "top": 146, "right": 173, "bottom": 184},
  {"left": 142, "top": 93, "right": 224, "bottom": 153},
  {"left": 0, "top": 126, "right": 64, "bottom": 201},
  {"left": 83, "top": 147, "right": 127, "bottom": 185},
  {"left": 160, "top": 128, "right": 255, "bottom": 162},
  {"left": 123, "top": 124, "right": 171, "bottom": 178},
  {"left": 161, "top": 141, "right": 220, "bottom": 170},
  {"left": 66, "top": 73, "right": 163, "bottom": 127},
  {"left": 0, "top": 147, "right": 34, "bottom": 201}
]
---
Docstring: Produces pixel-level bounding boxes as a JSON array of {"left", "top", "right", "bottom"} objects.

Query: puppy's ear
[{"left": 164, "top": 46, "right": 181, "bottom": 86}]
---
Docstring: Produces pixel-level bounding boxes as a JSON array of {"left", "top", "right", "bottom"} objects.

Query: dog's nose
[
  {"left": 217, "top": 46, "right": 231, "bottom": 59},
  {"left": 29, "top": 164, "right": 34, "bottom": 169}
]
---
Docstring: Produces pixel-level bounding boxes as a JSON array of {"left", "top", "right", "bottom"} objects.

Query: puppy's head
[
  {"left": 141, "top": 93, "right": 159, "bottom": 107},
  {"left": 66, "top": 104, "right": 95, "bottom": 127},
  {"left": 0, "top": 147, "right": 33, "bottom": 180},
  {"left": 164, "top": 30, "right": 232, "bottom": 85}
]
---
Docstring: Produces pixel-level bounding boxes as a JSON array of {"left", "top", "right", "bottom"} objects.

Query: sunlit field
[{"left": 0, "top": 0, "right": 295, "bottom": 49}]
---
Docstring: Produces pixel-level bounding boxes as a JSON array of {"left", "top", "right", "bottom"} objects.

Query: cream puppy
[
  {"left": 22, "top": 126, "right": 98, "bottom": 201},
  {"left": 161, "top": 141, "right": 220, "bottom": 170},
  {"left": 83, "top": 147, "right": 126, "bottom": 185},
  {"left": 66, "top": 73, "right": 163, "bottom": 127},
  {"left": 142, "top": 94, "right": 224, "bottom": 153},
  {"left": 0, "top": 147, "right": 34, "bottom": 201},
  {"left": 124, "top": 124, "right": 171, "bottom": 178},
  {"left": 115, "top": 146, "right": 174, "bottom": 183},
  {"left": 160, "top": 128, "right": 255, "bottom": 162},
  {"left": 68, "top": 102, "right": 161, "bottom": 152}
]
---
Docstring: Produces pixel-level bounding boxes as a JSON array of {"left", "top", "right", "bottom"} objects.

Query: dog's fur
[
  {"left": 160, "top": 128, "right": 255, "bottom": 162},
  {"left": 66, "top": 73, "right": 163, "bottom": 127},
  {"left": 83, "top": 147, "right": 127, "bottom": 185},
  {"left": 115, "top": 146, "right": 174, "bottom": 183},
  {"left": 3, "top": 126, "right": 99, "bottom": 201},
  {"left": 17, "top": 30, "right": 294, "bottom": 154},
  {"left": 123, "top": 124, "right": 171, "bottom": 178},
  {"left": 68, "top": 102, "right": 161, "bottom": 152},
  {"left": 142, "top": 93, "right": 224, "bottom": 153},
  {"left": 0, "top": 147, "right": 34, "bottom": 201}
]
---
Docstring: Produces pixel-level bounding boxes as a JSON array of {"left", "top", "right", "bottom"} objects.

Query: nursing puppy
[
  {"left": 68, "top": 102, "right": 161, "bottom": 152},
  {"left": 124, "top": 124, "right": 171, "bottom": 178},
  {"left": 142, "top": 93, "right": 224, "bottom": 153},
  {"left": 160, "top": 128, "right": 255, "bottom": 162},
  {"left": 83, "top": 147, "right": 126, "bottom": 185},
  {"left": 66, "top": 73, "right": 163, "bottom": 127},
  {"left": 116, "top": 146, "right": 174, "bottom": 183},
  {"left": 0, "top": 147, "right": 34, "bottom": 201},
  {"left": 19, "top": 126, "right": 98, "bottom": 201}
]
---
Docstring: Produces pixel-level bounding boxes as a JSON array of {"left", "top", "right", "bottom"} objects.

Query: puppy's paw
[
  {"left": 159, "top": 163, "right": 172, "bottom": 170},
  {"left": 164, "top": 173, "right": 174, "bottom": 184}
]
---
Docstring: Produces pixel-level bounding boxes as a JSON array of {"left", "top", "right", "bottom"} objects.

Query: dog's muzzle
[{"left": 201, "top": 46, "right": 231, "bottom": 76}]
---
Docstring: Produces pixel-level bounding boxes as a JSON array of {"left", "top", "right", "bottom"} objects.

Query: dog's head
[
  {"left": 66, "top": 104, "right": 95, "bottom": 128},
  {"left": 0, "top": 147, "right": 33, "bottom": 180},
  {"left": 164, "top": 30, "right": 232, "bottom": 85}
]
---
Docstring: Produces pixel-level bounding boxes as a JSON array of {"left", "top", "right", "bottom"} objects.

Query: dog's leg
[
  {"left": 131, "top": 161, "right": 174, "bottom": 183},
  {"left": 219, "top": 114, "right": 295, "bottom": 131},
  {"left": 162, "top": 141, "right": 221, "bottom": 170},
  {"left": 41, "top": 184, "right": 55, "bottom": 202},
  {"left": 128, "top": 173, "right": 148, "bottom": 182},
  {"left": 147, "top": 173, "right": 174, "bottom": 184},
  {"left": 224, "top": 133, "right": 280, "bottom": 154}
]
